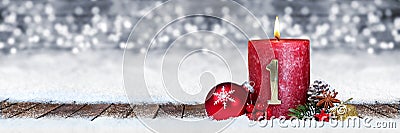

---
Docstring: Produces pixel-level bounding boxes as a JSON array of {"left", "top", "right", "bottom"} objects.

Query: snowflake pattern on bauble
[{"left": 213, "top": 86, "right": 235, "bottom": 109}]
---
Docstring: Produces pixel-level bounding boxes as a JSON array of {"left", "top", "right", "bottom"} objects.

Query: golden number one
[{"left": 266, "top": 59, "right": 281, "bottom": 105}]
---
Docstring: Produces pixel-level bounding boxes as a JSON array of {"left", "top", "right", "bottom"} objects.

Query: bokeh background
[
  {"left": 0, "top": 0, "right": 399, "bottom": 103},
  {"left": 0, "top": 0, "right": 399, "bottom": 54}
]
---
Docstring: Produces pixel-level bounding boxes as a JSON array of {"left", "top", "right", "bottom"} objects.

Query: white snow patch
[
  {"left": 0, "top": 49, "right": 399, "bottom": 104},
  {"left": 0, "top": 117, "right": 398, "bottom": 133}
]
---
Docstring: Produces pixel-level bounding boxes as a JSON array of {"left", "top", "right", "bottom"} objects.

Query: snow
[
  {"left": 0, "top": 49, "right": 399, "bottom": 104},
  {"left": 0, "top": 116, "right": 398, "bottom": 132}
]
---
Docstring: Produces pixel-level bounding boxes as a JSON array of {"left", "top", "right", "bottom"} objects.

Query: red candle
[{"left": 248, "top": 16, "right": 310, "bottom": 119}]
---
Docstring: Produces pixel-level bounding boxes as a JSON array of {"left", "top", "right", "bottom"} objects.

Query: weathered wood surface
[{"left": 1, "top": 101, "right": 399, "bottom": 121}]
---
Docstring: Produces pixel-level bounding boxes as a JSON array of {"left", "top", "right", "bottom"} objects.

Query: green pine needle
[{"left": 288, "top": 102, "right": 320, "bottom": 119}]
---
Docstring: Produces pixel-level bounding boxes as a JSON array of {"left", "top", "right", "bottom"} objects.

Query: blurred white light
[
  {"left": 29, "top": 35, "right": 40, "bottom": 43},
  {"left": 342, "top": 15, "right": 350, "bottom": 23},
  {"left": 331, "top": 4, "right": 339, "bottom": 15},
  {"left": 310, "top": 15, "right": 318, "bottom": 23},
  {"left": 56, "top": 38, "right": 64, "bottom": 46},
  {"left": 222, "top": 6, "right": 230, "bottom": 15},
  {"left": 119, "top": 42, "right": 125, "bottom": 49},
  {"left": 98, "top": 22, "right": 108, "bottom": 33},
  {"left": 328, "top": 14, "right": 336, "bottom": 21},
  {"left": 379, "top": 42, "right": 388, "bottom": 49},
  {"left": 394, "top": 17, "right": 400, "bottom": 28},
  {"left": 66, "top": 15, "right": 75, "bottom": 23},
  {"left": 367, "top": 12, "right": 379, "bottom": 24},
  {"left": 334, "top": 29, "right": 341, "bottom": 37},
  {"left": 351, "top": 1, "right": 359, "bottom": 8},
  {"left": 367, "top": 47, "right": 374, "bottom": 54},
  {"left": 92, "top": 6, "right": 100, "bottom": 14},
  {"left": 48, "top": 14, "right": 56, "bottom": 22},
  {"left": 376, "top": 24, "right": 386, "bottom": 32},
  {"left": 72, "top": 47, "right": 79, "bottom": 54},
  {"left": 92, "top": 38, "right": 99, "bottom": 45},
  {"left": 205, "top": 7, "right": 213, "bottom": 14},
  {"left": 5, "top": 13, "right": 17, "bottom": 23},
  {"left": 300, "top": 7, "right": 310, "bottom": 15},
  {"left": 352, "top": 16, "right": 360, "bottom": 23},
  {"left": 42, "top": 29, "right": 51, "bottom": 37},
  {"left": 388, "top": 42, "right": 394, "bottom": 49},
  {"left": 44, "top": 4, "right": 54, "bottom": 14},
  {"left": 25, "top": 1, "right": 33, "bottom": 9},
  {"left": 2, "top": 0, "right": 9, "bottom": 5},
  {"left": 123, "top": 20, "right": 132, "bottom": 29},
  {"left": 175, "top": 5, "right": 183, "bottom": 15},
  {"left": 140, "top": 47, "right": 146, "bottom": 54},
  {"left": 33, "top": 15, "right": 42, "bottom": 23},
  {"left": 74, "top": 35, "right": 85, "bottom": 43},
  {"left": 369, "top": 38, "right": 377, "bottom": 45},
  {"left": 0, "top": 42, "right": 4, "bottom": 49},
  {"left": 13, "top": 29, "right": 22, "bottom": 36},
  {"left": 24, "top": 16, "right": 32, "bottom": 23},
  {"left": 75, "top": 7, "right": 84, "bottom": 15},
  {"left": 172, "top": 29, "right": 181, "bottom": 37},
  {"left": 362, "top": 29, "right": 371, "bottom": 36},
  {"left": 385, "top": 9, "right": 392, "bottom": 17},
  {"left": 375, "top": 0, "right": 383, "bottom": 5},
  {"left": 10, "top": 47, "right": 17, "bottom": 54},
  {"left": 7, "top": 38, "right": 15, "bottom": 45},
  {"left": 284, "top": 6, "right": 293, "bottom": 14},
  {"left": 320, "top": 37, "right": 328, "bottom": 46}
]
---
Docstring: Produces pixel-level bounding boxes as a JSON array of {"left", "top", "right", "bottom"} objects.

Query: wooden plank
[
  {"left": 355, "top": 105, "right": 387, "bottom": 118},
  {"left": 183, "top": 104, "right": 206, "bottom": 118},
  {"left": 386, "top": 104, "right": 399, "bottom": 111},
  {"left": 67, "top": 104, "right": 110, "bottom": 119},
  {"left": 45, "top": 104, "right": 86, "bottom": 118},
  {"left": 0, "top": 99, "right": 15, "bottom": 111},
  {"left": 363, "top": 104, "right": 398, "bottom": 118},
  {"left": 0, "top": 102, "right": 397, "bottom": 119},
  {"left": 101, "top": 104, "right": 133, "bottom": 118},
  {"left": 157, "top": 104, "right": 184, "bottom": 118},
  {"left": 1, "top": 102, "right": 38, "bottom": 118},
  {"left": 14, "top": 103, "right": 62, "bottom": 118},
  {"left": 90, "top": 104, "right": 112, "bottom": 121},
  {"left": 130, "top": 104, "right": 159, "bottom": 118},
  {"left": 36, "top": 104, "right": 64, "bottom": 119}
]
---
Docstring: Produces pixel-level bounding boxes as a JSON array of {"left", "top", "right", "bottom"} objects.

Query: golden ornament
[{"left": 330, "top": 104, "right": 358, "bottom": 121}]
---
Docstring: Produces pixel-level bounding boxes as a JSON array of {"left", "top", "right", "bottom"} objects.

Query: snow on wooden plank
[
  {"left": 14, "top": 103, "right": 62, "bottom": 118},
  {"left": 355, "top": 105, "right": 388, "bottom": 118},
  {"left": 101, "top": 104, "right": 133, "bottom": 118},
  {"left": 183, "top": 104, "right": 206, "bottom": 118},
  {"left": 363, "top": 104, "right": 398, "bottom": 118},
  {"left": 130, "top": 104, "right": 159, "bottom": 119},
  {"left": 66, "top": 104, "right": 110, "bottom": 120},
  {"left": 44, "top": 104, "right": 86, "bottom": 118},
  {"left": 0, "top": 102, "right": 397, "bottom": 120},
  {"left": 0, "top": 98, "right": 8, "bottom": 102},
  {"left": 157, "top": 104, "right": 184, "bottom": 118},
  {"left": 1, "top": 102, "right": 38, "bottom": 118},
  {"left": 386, "top": 104, "right": 399, "bottom": 111},
  {"left": 36, "top": 104, "right": 64, "bottom": 119},
  {"left": 0, "top": 98, "right": 14, "bottom": 111}
]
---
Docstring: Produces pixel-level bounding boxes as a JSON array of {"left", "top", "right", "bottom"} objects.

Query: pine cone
[{"left": 307, "top": 80, "right": 333, "bottom": 103}]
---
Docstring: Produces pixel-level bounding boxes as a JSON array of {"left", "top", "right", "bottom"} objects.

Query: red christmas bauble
[{"left": 205, "top": 82, "right": 250, "bottom": 120}]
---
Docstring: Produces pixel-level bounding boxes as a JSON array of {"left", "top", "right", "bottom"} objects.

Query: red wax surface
[
  {"left": 248, "top": 39, "right": 310, "bottom": 119},
  {"left": 248, "top": 40, "right": 275, "bottom": 120}
]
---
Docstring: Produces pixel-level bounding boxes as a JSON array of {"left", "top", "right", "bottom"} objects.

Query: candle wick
[{"left": 275, "top": 36, "right": 280, "bottom": 41}]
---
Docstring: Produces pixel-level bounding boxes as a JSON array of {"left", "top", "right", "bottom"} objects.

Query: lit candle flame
[{"left": 274, "top": 16, "right": 280, "bottom": 40}]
